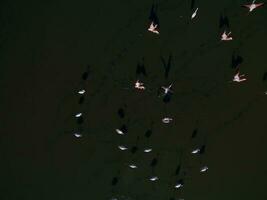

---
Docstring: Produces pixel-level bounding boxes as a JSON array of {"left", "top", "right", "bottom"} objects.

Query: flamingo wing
[
  {"left": 255, "top": 3, "right": 264, "bottom": 8},
  {"left": 242, "top": 4, "right": 252, "bottom": 9}
]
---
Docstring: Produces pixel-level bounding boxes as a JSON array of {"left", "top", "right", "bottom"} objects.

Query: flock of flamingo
[{"left": 70, "top": 1, "right": 264, "bottom": 199}]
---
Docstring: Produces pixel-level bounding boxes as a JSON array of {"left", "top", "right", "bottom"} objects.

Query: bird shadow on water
[
  {"left": 78, "top": 96, "right": 85, "bottom": 105},
  {"left": 219, "top": 13, "right": 230, "bottom": 29},
  {"left": 120, "top": 124, "right": 128, "bottom": 134},
  {"left": 149, "top": 3, "right": 160, "bottom": 26},
  {"left": 191, "top": 128, "right": 198, "bottom": 139},
  {"left": 231, "top": 52, "right": 243, "bottom": 69},
  {"left": 117, "top": 108, "right": 125, "bottom": 118},
  {"left": 81, "top": 65, "right": 91, "bottom": 81},
  {"left": 163, "top": 93, "right": 172, "bottom": 103},
  {"left": 136, "top": 57, "right": 147, "bottom": 78},
  {"left": 160, "top": 54, "right": 173, "bottom": 80},
  {"left": 190, "top": 0, "right": 196, "bottom": 10},
  {"left": 76, "top": 116, "right": 84, "bottom": 125}
]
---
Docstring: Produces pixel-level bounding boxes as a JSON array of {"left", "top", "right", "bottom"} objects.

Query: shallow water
[{"left": 0, "top": 0, "right": 267, "bottom": 199}]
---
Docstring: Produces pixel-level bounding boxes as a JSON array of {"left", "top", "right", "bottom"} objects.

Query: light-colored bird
[
  {"left": 232, "top": 71, "right": 247, "bottom": 82},
  {"left": 191, "top": 148, "right": 200, "bottom": 154},
  {"left": 191, "top": 8, "right": 199, "bottom": 19},
  {"left": 243, "top": 0, "right": 264, "bottom": 12},
  {"left": 134, "top": 80, "right": 146, "bottom": 90},
  {"left": 162, "top": 117, "right": 173, "bottom": 124},
  {"left": 174, "top": 183, "right": 183, "bottom": 189},
  {"left": 200, "top": 166, "right": 208, "bottom": 172},
  {"left": 74, "top": 133, "right": 82, "bottom": 138},
  {"left": 75, "top": 113, "right": 82, "bottom": 117},
  {"left": 162, "top": 84, "right": 173, "bottom": 95},
  {"left": 115, "top": 129, "right": 125, "bottom": 135},
  {"left": 221, "top": 31, "right": 233, "bottom": 41},
  {"left": 129, "top": 164, "right": 137, "bottom": 169},
  {"left": 78, "top": 89, "right": 86, "bottom": 94},
  {"left": 149, "top": 176, "right": 159, "bottom": 181},
  {"left": 148, "top": 21, "right": 159, "bottom": 34},
  {"left": 118, "top": 145, "right": 128, "bottom": 150},
  {"left": 175, "top": 179, "right": 184, "bottom": 189},
  {"left": 144, "top": 148, "right": 153, "bottom": 153}
]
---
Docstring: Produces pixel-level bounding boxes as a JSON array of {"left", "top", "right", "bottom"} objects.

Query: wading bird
[
  {"left": 162, "top": 84, "right": 173, "bottom": 95},
  {"left": 221, "top": 31, "right": 233, "bottom": 41},
  {"left": 118, "top": 145, "right": 128, "bottom": 150},
  {"left": 144, "top": 148, "right": 153, "bottom": 153},
  {"left": 232, "top": 71, "right": 247, "bottom": 82},
  {"left": 148, "top": 21, "right": 159, "bottom": 34},
  {"left": 149, "top": 176, "right": 159, "bottom": 181},
  {"left": 115, "top": 129, "right": 125, "bottom": 135},
  {"left": 243, "top": 0, "right": 264, "bottom": 12},
  {"left": 191, "top": 8, "right": 199, "bottom": 19},
  {"left": 75, "top": 113, "right": 82, "bottom": 117},
  {"left": 162, "top": 117, "right": 173, "bottom": 124},
  {"left": 74, "top": 133, "right": 82, "bottom": 138},
  {"left": 78, "top": 89, "right": 86, "bottom": 94},
  {"left": 135, "top": 80, "right": 146, "bottom": 90},
  {"left": 174, "top": 179, "right": 184, "bottom": 189},
  {"left": 200, "top": 166, "right": 208, "bottom": 173},
  {"left": 191, "top": 148, "right": 200, "bottom": 154},
  {"left": 129, "top": 164, "right": 138, "bottom": 169}
]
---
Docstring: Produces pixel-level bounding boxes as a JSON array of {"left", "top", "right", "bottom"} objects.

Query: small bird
[
  {"left": 129, "top": 164, "right": 137, "bottom": 169},
  {"left": 74, "top": 133, "right": 82, "bottom": 138},
  {"left": 232, "top": 71, "right": 247, "bottom": 82},
  {"left": 75, "top": 113, "right": 82, "bottom": 117},
  {"left": 174, "top": 179, "right": 184, "bottom": 189},
  {"left": 148, "top": 21, "right": 159, "bottom": 34},
  {"left": 149, "top": 176, "right": 159, "bottom": 181},
  {"left": 144, "top": 148, "right": 152, "bottom": 153},
  {"left": 191, "top": 8, "right": 199, "bottom": 19},
  {"left": 118, "top": 145, "right": 128, "bottom": 150},
  {"left": 115, "top": 129, "right": 125, "bottom": 135},
  {"left": 162, "top": 117, "right": 173, "bottom": 124},
  {"left": 134, "top": 80, "right": 146, "bottom": 90},
  {"left": 78, "top": 89, "right": 86, "bottom": 94},
  {"left": 243, "top": 0, "right": 264, "bottom": 12},
  {"left": 200, "top": 166, "right": 208, "bottom": 173},
  {"left": 221, "top": 31, "right": 233, "bottom": 41},
  {"left": 161, "top": 84, "right": 173, "bottom": 95},
  {"left": 191, "top": 148, "right": 200, "bottom": 154}
]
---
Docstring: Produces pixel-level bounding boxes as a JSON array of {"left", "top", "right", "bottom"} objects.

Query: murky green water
[{"left": 0, "top": 0, "right": 267, "bottom": 199}]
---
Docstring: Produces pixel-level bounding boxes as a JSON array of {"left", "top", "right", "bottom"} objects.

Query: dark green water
[{"left": 0, "top": 0, "right": 267, "bottom": 199}]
